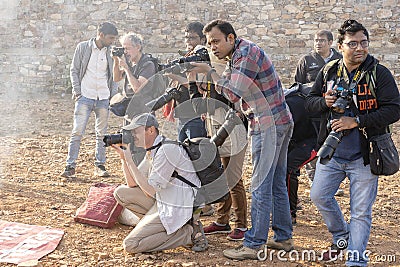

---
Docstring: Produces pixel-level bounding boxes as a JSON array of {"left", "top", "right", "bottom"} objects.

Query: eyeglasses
[
  {"left": 314, "top": 39, "right": 327, "bottom": 43},
  {"left": 343, "top": 40, "right": 369, "bottom": 49}
]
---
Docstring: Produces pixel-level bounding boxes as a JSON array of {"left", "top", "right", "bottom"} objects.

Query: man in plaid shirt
[{"left": 191, "top": 19, "right": 294, "bottom": 260}]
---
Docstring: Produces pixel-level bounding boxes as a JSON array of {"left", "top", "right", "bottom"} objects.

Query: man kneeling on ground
[{"left": 111, "top": 113, "right": 207, "bottom": 253}]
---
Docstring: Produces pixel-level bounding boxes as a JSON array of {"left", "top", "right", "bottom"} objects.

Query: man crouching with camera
[{"left": 110, "top": 113, "right": 207, "bottom": 253}]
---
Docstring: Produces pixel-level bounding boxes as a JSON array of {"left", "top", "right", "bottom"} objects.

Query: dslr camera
[
  {"left": 317, "top": 82, "right": 354, "bottom": 164},
  {"left": 159, "top": 46, "right": 210, "bottom": 75},
  {"left": 103, "top": 129, "right": 134, "bottom": 147},
  {"left": 111, "top": 47, "right": 125, "bottom": 57}
]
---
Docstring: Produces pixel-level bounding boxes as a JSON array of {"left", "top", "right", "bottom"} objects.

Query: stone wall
[{"left": 1, "top": 0, "right": 399, "bottom": 94}]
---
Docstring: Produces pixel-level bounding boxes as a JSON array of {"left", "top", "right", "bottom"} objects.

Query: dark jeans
[{"left": 286, "top": 138, "right": 316, "bottom": 217}]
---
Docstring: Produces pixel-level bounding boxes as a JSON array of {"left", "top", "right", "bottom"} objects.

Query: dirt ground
[{"left": 0, "top": 92, "right": 399, "bottom": 267}]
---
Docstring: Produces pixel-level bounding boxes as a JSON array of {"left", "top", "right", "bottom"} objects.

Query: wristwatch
[{"left": 355, "top": 115, "right": 361, "bottom": 127}]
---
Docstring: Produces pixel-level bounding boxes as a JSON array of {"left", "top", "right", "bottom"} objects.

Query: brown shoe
[
  {"left": 321, "top": 243, "right": 346, "bottom": 261},
  {"left": 266, "top": 238, "right": 294, "bottom": 252}
]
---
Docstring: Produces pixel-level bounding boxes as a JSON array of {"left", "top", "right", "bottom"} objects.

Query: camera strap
[
  {"left": 147, "top": 136, "right": 200, "bottom": 188},
  {"left": 337, "top": 61, "right": 368, "bottom": 109},
  {"left": 336, "top": 61, "right": 367, "bottom": 92},
  {"left": 338, "top": 63, "right": 370, "bottom": 138}
]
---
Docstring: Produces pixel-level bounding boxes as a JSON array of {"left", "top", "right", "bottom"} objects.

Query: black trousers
[{"left": 286, "top": 138, "right": 316, "bottom": 217}]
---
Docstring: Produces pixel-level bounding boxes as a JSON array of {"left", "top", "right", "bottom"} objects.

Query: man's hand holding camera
[
  {"left": 110, "top": 143, "right": 130, "bottom": 160},
  {"left": 325, "top": 88, "right": 337, "bottom": 108},
  {"left": 330, "top": 117, "right": 358, "bottom": 132},
  {"left": 113, "top": 53, "right": 130, "bottom": 73},
  {"left": 189, "top": 62, "right": 212, "bottom": 74},
  {"left": 110, "top": 142, "right": 140, "bottom": 188}
]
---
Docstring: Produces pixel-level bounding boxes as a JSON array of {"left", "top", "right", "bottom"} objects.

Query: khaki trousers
[
  {"left": 114, "top": 186, "right": 193, "bottom": 253},
  {"left": 215, "top": 144, "right": 248, "bottom": 229}
]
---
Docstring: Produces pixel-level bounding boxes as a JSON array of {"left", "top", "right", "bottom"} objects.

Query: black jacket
[
  {"left": 305, "top": 54, "right": 400, "bottom": 165},
  {"left": 285, "top": 91, "right": 317, "bottom": 147},
  {"left": 295, "top": 48, "right": 342, "bottom": 84}
]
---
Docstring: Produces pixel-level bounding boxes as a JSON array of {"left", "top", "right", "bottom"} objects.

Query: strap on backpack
[
  {"left": 365, "top": 64, "right": 377, "bottom": 98},
  {"left": 146, "top": 137, "right": 199, "bottom": 188}
]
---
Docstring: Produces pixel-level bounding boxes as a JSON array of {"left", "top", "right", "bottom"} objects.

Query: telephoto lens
[
  {"left": 145, "top": 87, "right": 181, "bottom": 111},
  {"left": 210, "top": 109, "right": 243, "bottom": 147}
]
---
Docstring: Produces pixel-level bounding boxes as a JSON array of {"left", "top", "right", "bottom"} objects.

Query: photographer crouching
[
  {"left": 305, "top": 20, "right": 400, "bottom": 265},
  {"left": 108, "top": 113, "right": 207, "bottom": 253}
]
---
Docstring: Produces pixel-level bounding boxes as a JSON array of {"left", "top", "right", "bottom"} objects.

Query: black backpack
[
  {"left": 153, "top": 137, "right": 229, "bottom": 208},
  {"left": 133, "top": 54, "right": 169, "bottom": 100},
  {"left": 286, "top": 82, "right": 320, "bottom": 137}
]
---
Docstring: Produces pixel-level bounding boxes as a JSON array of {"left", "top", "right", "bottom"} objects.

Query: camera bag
[
  {"left": 368, "top": 133, "right": 399, "bottom": 176},
  {"left": 74, "top": 183, "right": 123, "bottom": 228},
  {"left": 109, "top": 93, "right": 131, "bottom": 117}
]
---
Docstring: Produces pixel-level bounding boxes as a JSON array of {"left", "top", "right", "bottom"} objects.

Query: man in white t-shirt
[{"left": 111, "top": 113, "right": 207, "bottom": 253}]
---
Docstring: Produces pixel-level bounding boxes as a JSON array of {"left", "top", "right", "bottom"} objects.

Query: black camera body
[
  {"left": 331, "top": 86, "right": 352, "bottom": 114},
  {"left": 103, "top": 130, "right": 133, "bottom": 147},
  {"left": 159, "top": 47, "right": 210, "bottom": 74},
  {"left": 317, "top": 84, "right": 353, "bottom": 164},
  {"left": 111, "top": 47, "right": 125, "bottom": 57},
  {"left": 145, "top": 87, "right": 182, "bottom": 111}
]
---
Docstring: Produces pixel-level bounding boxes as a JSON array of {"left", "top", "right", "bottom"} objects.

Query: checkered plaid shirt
[{"left": 216, "top": 38, "right": 292, "bottom": 134}]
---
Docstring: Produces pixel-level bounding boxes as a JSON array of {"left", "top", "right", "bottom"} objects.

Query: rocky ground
[{"left": 0, "top": 92, "right": 399, "bottom": 267}]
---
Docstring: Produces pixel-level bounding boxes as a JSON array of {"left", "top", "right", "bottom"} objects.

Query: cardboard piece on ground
[{"left": 0, "top": 220, "right": 64, "bottom": 264}]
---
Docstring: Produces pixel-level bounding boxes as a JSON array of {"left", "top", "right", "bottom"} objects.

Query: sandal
[{"left": 191, "top": 219, "right": 208, "bottom": 252}]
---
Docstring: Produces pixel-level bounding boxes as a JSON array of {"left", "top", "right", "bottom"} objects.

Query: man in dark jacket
[
  {"left": 305, "top": 20, "right": 400, "bottom": 266},
  {"left": 295, "top": 30, "right": 342, "bottom": 84},
  {"left": 294, "top": 30, "right": 342, "bottom": 189},
  {"left": 284, "top": 85, "right": 317, "bottom": 225}
]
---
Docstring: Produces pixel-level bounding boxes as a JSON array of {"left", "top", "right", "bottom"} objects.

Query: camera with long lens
[
  {"left": 103, "top": 130, "right": 133, "bottom": 147},
  {"left": 211, "top": 109, "right": 243, "bottom": 147},
  {"left": 145, "top": 87, "right": 182, "bottom": 111},
  {"left": 159, "top": 47, "right": 210, "bottom": 75},
  {"left": 317, "top": 84, "right": 353, "bottom": 165},
  {"left": 111, "top": 47, "right": 125, "bottom": 57}
]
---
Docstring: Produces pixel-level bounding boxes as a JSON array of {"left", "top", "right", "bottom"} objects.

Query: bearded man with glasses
[{"left": 305, "top": 19, "right": 400, "bottom": 266}]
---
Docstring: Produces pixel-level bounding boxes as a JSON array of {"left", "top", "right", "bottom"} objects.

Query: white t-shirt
[
  {"left": 148, "top": 135, "right": 200, "bottom": 235},
  {"left": 81, "top": 39, "right": 110, "bottom": 100}
]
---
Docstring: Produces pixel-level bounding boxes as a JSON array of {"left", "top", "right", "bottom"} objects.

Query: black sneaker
[
  {"left": 94, "top": 165, "right": 110, "bottom": 177},
  {"left": 60, "top": 166, "right": 75, "bottom": 178}
]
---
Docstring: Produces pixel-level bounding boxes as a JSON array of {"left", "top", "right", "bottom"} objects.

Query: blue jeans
[
  {"left": 310, "top": 157, "right": 378, "bottom": 267},
  {"left": 177, "top": 117, "right": 207, "bottom": 142},
  {"left": 243, "top": 122, "right": 293, "bottom": 249},
  {"left": 66, "top": 96, "right": 109, "bottom": 167}
]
